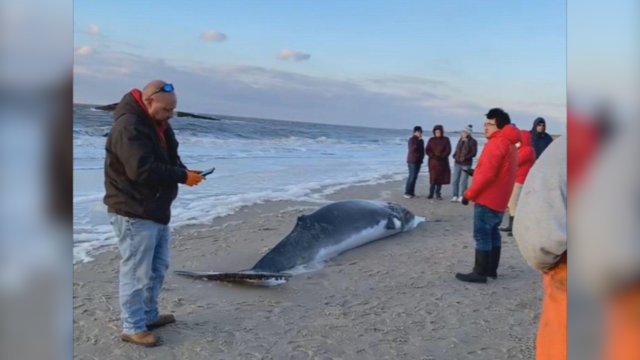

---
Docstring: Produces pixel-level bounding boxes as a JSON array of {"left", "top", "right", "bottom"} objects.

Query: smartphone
[{"left": 201, "top": 167, "right": 215, "bottom": 177}]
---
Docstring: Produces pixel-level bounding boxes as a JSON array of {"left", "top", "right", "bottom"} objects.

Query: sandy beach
[{"left": 73, "top": 177, "right": 542, "bottom": 360}]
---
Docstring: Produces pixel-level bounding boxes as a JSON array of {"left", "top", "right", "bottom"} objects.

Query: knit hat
[{"left": 461, "top": 126, "right": 472, "bottom": 135}]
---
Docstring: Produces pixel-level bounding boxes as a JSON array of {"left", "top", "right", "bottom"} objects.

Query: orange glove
[{"left": 185, "top": 171, "right": 205, "bottom": 187}]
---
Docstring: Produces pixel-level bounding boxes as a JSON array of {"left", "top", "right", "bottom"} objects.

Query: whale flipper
[
  {"left": 385, "top": 215, "right": 399, "bottom": 230},
  {"left": 174, "top": 270, "right": 292, "bottom": 284}
]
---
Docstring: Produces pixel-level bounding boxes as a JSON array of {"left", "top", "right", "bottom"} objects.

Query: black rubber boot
[
  {"left": 455, "top": 250, "right": 490, "bottom": 283},
  {"left": 500, "top": 216, "right": 514, "bottom": 232},
  {"left": 487, "top": 246, "right": 501, "bottom": 279}
]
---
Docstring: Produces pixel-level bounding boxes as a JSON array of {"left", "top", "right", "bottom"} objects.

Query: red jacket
[
  {"left": 516, "top": 130, "right": 536, "bottom": 184},
  {"left": 464, "top": 124, "right": 520, "bottom": 212}
]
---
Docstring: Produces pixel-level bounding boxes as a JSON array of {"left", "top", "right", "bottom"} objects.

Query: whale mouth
[{"left": 173, "top": 270, "right": 292, "bottom": 286}]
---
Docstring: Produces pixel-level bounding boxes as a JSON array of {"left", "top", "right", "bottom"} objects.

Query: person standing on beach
[
  {"left": 521, "top": 109, "right": 640, "bottom": 360},
  {"left": 104, "top": 80, "right": 206, "bottom": 347},
  {"left": 512, "top": 132, "right": 566, "bottom": 360},
  {"left": 451, "top": 125, "right": 477, "bottom": 202},
  {"left": 457, "top": 108, "right": 519, "bottom": 283},
  {"left": 405, "top": 126, "right": 425, "bottom": 198},
  {"left": 499, "top": 128, "right": 535, "bottom": 235},
  {"left": 425, "top": 125, "right": 451, "bottom": 200},
  {"left": 531, "top": 117, "right": 553, "bottom": 159}
]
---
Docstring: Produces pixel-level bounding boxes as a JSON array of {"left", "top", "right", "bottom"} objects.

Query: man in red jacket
[{"left": 457, "top": 108, "right": 520, "bottom": 283}]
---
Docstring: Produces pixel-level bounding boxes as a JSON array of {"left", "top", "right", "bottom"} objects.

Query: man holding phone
[{"left": 104, "top": 80, "right": 205, "bottom": 347}]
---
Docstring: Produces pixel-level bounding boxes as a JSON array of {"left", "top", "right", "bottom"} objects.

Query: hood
[
  {"left": 519, "top": 129, "right": 533, "bottom": 146},
  {"left": 113, "top": 89, "right": 150, "bottom": 122},
  {"left": 490, "top": 124, "right": 521, "bottom": 144},
  {"left": 112, "top": 90, "right": 168, "bottom": 144},
  {"left": 432, "top": 124, "right": 444, "bottom": 136},
  {"left": 531, "top": 117, "right": 547, "bottom": 133}
]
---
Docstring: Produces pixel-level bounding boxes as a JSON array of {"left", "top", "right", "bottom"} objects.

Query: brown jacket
[
  {"left": 103, "top": 91, "right": 188, "bottom": 225},
  {"left": 452, "top": 136, "right": 478, "bottom": 166},
  {"left": 425, "top": 125, "right": 452, "bottom": 185}
]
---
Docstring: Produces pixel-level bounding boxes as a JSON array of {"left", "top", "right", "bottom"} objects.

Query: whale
[{"left": 174, "top": 200, "right": 426, "bottom": 285}]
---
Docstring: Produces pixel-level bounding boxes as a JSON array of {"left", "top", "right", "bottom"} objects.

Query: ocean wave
[{"left": 72, "top": 168, "right": 406, "bottom": 264}]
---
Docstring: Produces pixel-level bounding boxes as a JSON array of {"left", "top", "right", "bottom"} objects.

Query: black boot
[
  {"left": 500, "top": 216, "right": 514, "bottom": 232},
  {"left": 427, "top": 184, "right": 435, "bottom": 199},
  {"left": 455, "top": 250, "right": 490, "bottom": 283},
  {"left": 487, "top": 246, "right": 501, "bottom": 279}
]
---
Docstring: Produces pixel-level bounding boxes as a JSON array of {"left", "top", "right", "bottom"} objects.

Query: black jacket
[
  {"left": 530, "top": 117, "right": 554, "bottom": 159},
  {"left": 103, "top": 91, "right": 188, "bottom": 224},
  {"left": 407, "top": 135, "right": 425, "bottom": 164}
]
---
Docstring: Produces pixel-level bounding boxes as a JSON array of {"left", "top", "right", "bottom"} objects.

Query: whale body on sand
[{"left": 174, "top": 200, "right": 426, "bottom": 286}]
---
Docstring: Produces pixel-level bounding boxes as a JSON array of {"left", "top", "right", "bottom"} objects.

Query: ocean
[{"left": 73, "top": 104, "right": 483, "bottom": 263}]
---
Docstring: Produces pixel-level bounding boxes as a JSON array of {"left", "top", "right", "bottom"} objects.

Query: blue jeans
[
  {"left": 405, "top": 163, "right": 421, "bottom": 196},
  {"left": 109, "top": 214, "right": 171, "bottom": 334},
  {"left": 452, "top": 164, "right": 471, "bottom": 197},
  {"left": 473, "top": 204, "right": 504, "bottom": 251}
]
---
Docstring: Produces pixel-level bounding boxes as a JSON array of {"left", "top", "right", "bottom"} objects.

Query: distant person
[
  {"left": 405, "top": 126, "right": 425, "bottom": 199},
  {"left": 531, "top": 117, "right": 553, "bottom": 159},
  {"left": 457, "top": 108, "right": 520, "bottom": 283},
  {"left": 104, "top": 80, "right": 206, "bottom": 347},
  {"left": 451, "top": 125, "right": 477, "bottom": 202},
  {"left": 500, "top": 128, "right": 535, "bottom": 235},
  {"left": 425, "top": 125, "right": 452, "bottom": 200}
]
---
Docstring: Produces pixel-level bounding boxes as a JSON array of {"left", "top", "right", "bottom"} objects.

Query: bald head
[{"left": 141, "top": 80, "right": 177, "bottom": 122}]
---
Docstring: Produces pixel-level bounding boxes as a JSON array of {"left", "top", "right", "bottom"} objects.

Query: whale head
[{"left": 384, "top": 202, "right": 423, "bottom": 230}]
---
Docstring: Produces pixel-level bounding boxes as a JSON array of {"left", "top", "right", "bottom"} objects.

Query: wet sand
[{"left": 73, "top": 178, "right": 542, "bottom": 360}]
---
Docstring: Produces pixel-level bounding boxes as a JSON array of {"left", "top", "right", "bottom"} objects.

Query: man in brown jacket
[
  {"left": 451, "top": 125, "right": 478, "bottom": 202},
  {"left": 104, "top": 80, "right": 206, "bottom": 346}
]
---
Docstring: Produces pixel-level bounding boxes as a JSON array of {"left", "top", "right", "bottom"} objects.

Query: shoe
[
  {"left": 404, "top": 194, "right": 412, "bottom": 199},
  {"left": 500, "top": 216, "right": 514, "bottom": 232},
  {"left": 451, "top": 196, "right": 459, "bottom": 202},
  {"left": 147, "top": 314, "right": 176, "bottom": 330},
  {"left": 427, "top": 194, "right": 434, "bottom": 199},
  {"left": 436, "top": 195, "right": 443, "bottom": 200},
  {"left": 487, "top": 246, "right": 501, "bottom": 279},
  {"left": 455, "top": 250, "right": 490, "bottom": 283},
  {"left": 121, "top": 331, "right": 161, "bottom": 347}
]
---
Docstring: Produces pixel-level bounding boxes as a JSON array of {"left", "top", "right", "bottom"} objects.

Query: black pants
[
  {"left": 405, "top": 163, "right": 421, "bottom": 196},
  {"left": 429, "top": 184, "right": 442, "bottom": 197}
]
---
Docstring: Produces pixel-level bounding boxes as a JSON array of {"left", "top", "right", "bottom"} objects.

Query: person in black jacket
[
  {"left": 531, "top": 117, "right": 554, "bottom": 159},
  {"left": 104, "top": 80, "right": 205, "bottom": 347},
  {"left": 405, "top": 126, "right": 424, "bottom": 198}
]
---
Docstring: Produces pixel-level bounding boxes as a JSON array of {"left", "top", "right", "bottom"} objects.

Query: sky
[{"left": 73, "top": 0, "right": 567, "bottom": 133}]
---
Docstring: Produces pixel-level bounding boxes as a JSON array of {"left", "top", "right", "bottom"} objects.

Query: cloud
[
  {"left": 72, "top": 50, "right": 566, "bottom": 132},
  {"left": 74, "top": 46, "right": 95, "bottom": 56},
  {"left": 277, "top": 49, "right": 311, "bottom": 62},
  {"left": 200, "top": 31, "right": 228, "bottom": 42},
  {"left": 87, "top": 23, "right": 100, "bottom": 36}
]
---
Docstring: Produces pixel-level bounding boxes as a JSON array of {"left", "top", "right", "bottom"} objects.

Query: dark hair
[
  {"left": 485, "top": 108, "right": 511, "bottom": 129},
  {"left": 413, "top": 126, "right": 423, "bottom": 133}
]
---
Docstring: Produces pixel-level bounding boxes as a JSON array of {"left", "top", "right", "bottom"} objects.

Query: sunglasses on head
[{"left": 149, "top": 83, "right": 175, "bottom": 97}]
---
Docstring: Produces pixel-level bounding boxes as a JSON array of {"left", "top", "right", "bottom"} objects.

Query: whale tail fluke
[{"left": 173, "top": 269, "right": 293, "bottom": 286}]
